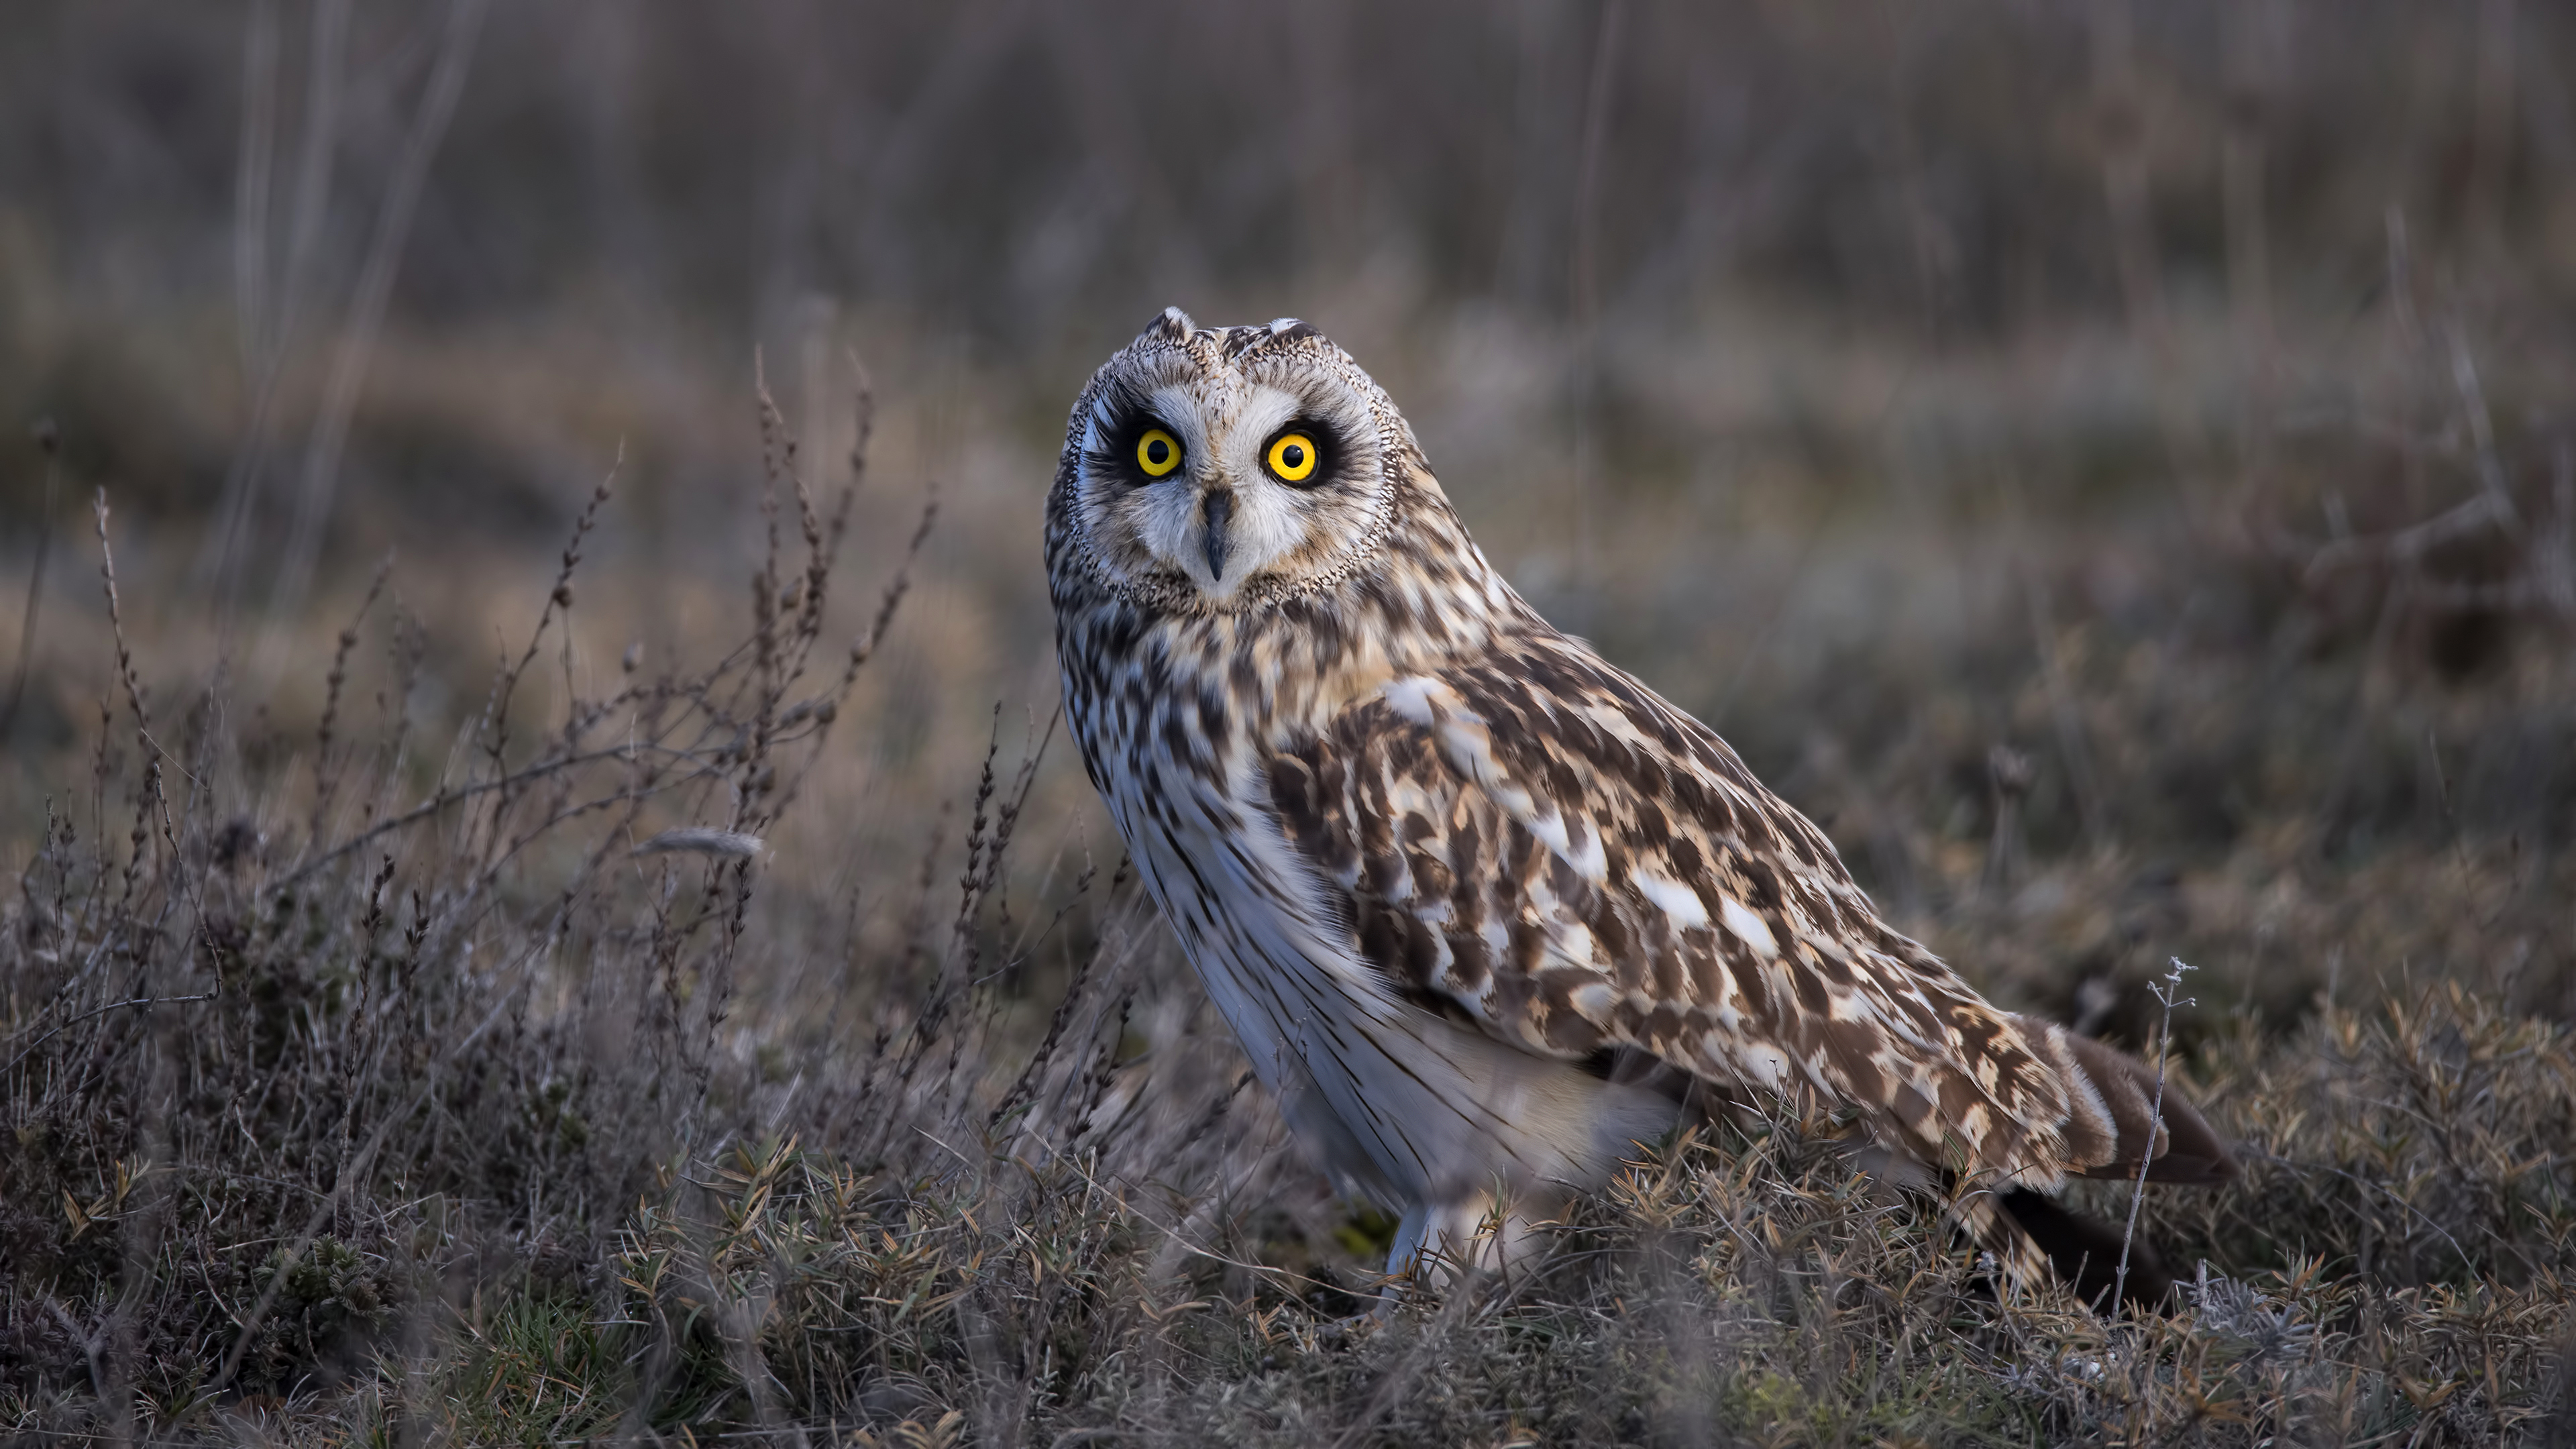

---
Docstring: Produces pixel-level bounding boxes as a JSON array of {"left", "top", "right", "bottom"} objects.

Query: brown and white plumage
[{"left": 1046, "top": 309, "right": 2231, "bottom": 1301}]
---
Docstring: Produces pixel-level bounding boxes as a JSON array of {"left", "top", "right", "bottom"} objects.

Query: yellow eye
[
  {"left": 1135, "top": 427, "right": 1182, "bottom": 477},
  {"left": 1267, "top": 431, "right": 1319, "bottom": 483}
]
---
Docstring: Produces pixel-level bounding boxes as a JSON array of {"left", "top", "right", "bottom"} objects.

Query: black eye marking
[
  {"left": 1085, "top": 398, "right": 1187, "bottom": 486},
  {"left": 1263, "top": 421, "right": 1335, "bottom": 488}
]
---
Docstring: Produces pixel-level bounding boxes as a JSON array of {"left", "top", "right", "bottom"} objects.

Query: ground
[{"left": 4, "top": 5, "right": 2575, "bottom": 1441}]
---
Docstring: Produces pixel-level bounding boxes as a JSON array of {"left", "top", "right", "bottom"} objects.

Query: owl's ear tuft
[
  {"left": 1268, "top": 318, "right": 1322, "bottom": 344},
  {"left": 1147, "top": 307, "right": 1195, "bottom": 343}
]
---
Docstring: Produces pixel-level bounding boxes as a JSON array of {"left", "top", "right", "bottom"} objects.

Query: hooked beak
[{"left": 1201, "top": 490, "right": 1232, "bottom": 582}]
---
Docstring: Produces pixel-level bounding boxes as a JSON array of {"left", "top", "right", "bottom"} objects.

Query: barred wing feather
[{"left": 1264, "top": 635, "right": 2232, "bottom": 1193}]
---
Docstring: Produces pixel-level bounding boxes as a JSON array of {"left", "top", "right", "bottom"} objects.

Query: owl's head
[{"left": 1046, "top": 307, "right": 1418, "bottom": 614}]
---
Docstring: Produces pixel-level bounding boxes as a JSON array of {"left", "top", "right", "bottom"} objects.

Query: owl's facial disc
[{"left": 1072, "top": 333, "right": 1388, "bottom": 608}]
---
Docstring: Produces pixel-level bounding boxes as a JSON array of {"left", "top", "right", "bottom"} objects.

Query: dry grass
[
  {"left": 7, "top": 3, "right": 2576, "bottom": 1441},
  {"left": 3, "top": 347, "right": 2573, "bottom": 1444}
]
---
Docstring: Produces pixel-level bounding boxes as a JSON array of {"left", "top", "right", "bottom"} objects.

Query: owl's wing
[{"left": 1263, "top": 633, "right": 2232, "bottom": 1192}]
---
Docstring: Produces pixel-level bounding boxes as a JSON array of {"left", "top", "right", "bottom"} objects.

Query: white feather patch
[
  {"left": 1562, "top": 820, "right": 1609, "bottom": 884},
  {"left": 1568, "top": 981, "right": 1617, "bottom": 1024},
  {"left": 1540, "top": 921, "right": 1599, "bottom": 973},
  {"left": 1520, "top": 807, "right": 1575, "bottom": 863},
  {"left": 1719, "top": 896, "right": 1780, "bottom": 958},
  {"left": 1381, "top": 674, "right": 1444, "bottom": 725},
  {"left": 1630, "top": 869, "right": 1711, "bottom": 930},
  {"left": 1579, "top": 701, "right": 1656, "bottom": 753},
  {"left": 1739, "top": 1042, "right": 1793, "bottom": 1090}
]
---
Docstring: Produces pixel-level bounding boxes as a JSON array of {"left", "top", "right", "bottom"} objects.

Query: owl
[{"left": 1044, "top": 308, "right": 2232, "bottom": 1306}]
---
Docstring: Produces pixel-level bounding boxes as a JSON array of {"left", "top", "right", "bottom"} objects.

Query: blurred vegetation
[{"left": 3, "top": 1, "right": 2574, "bottom": 1442}]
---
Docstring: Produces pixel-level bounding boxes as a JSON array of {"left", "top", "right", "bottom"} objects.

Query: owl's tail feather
[
  {"left": 2017, "top": 1015, "right": 2237, "bottom": 1186},
  {"left": 1940, "top": 1174, "right": 2182, "bottom": 1311},
  {"left": 1946, "top": 1016, "right": 2235, "bottom": 1311},
  {"left": 1996, "top": 1188, "right": 2177, "bottom": 1309}
]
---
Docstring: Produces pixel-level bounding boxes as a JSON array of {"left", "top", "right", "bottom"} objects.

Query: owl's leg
[
  {"left": 1381, "top": 1201, "right": 1434, "bottom": 1285},
  {"left": 1350, "top": 1195, "right": 1555, "bottom": 1328},
  {"left": 1324, "top": 1201, "right": 1430, "bottom": 1323},
  {"left": 1380, "top": 1190, "right": 1553, "bottom": 1301}
]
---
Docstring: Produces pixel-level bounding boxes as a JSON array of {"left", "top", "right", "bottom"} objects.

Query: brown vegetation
[{"left": 4, "top": 2, "right": 2575, "bottom": 1442}]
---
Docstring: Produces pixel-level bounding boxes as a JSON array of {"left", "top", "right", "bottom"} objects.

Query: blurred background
[{"left": 3, "top": 0, "right": 2573, "bottom": 1035}]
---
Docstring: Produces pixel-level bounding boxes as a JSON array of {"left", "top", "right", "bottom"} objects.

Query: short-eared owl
[{"left": 1046, "top": 309, "right": 2232, "bottom": 1303}]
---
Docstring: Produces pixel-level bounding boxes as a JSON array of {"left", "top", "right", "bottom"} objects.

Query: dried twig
[{"left": 2114, "top": 957, "right": 2195, "bottom": 1315}]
